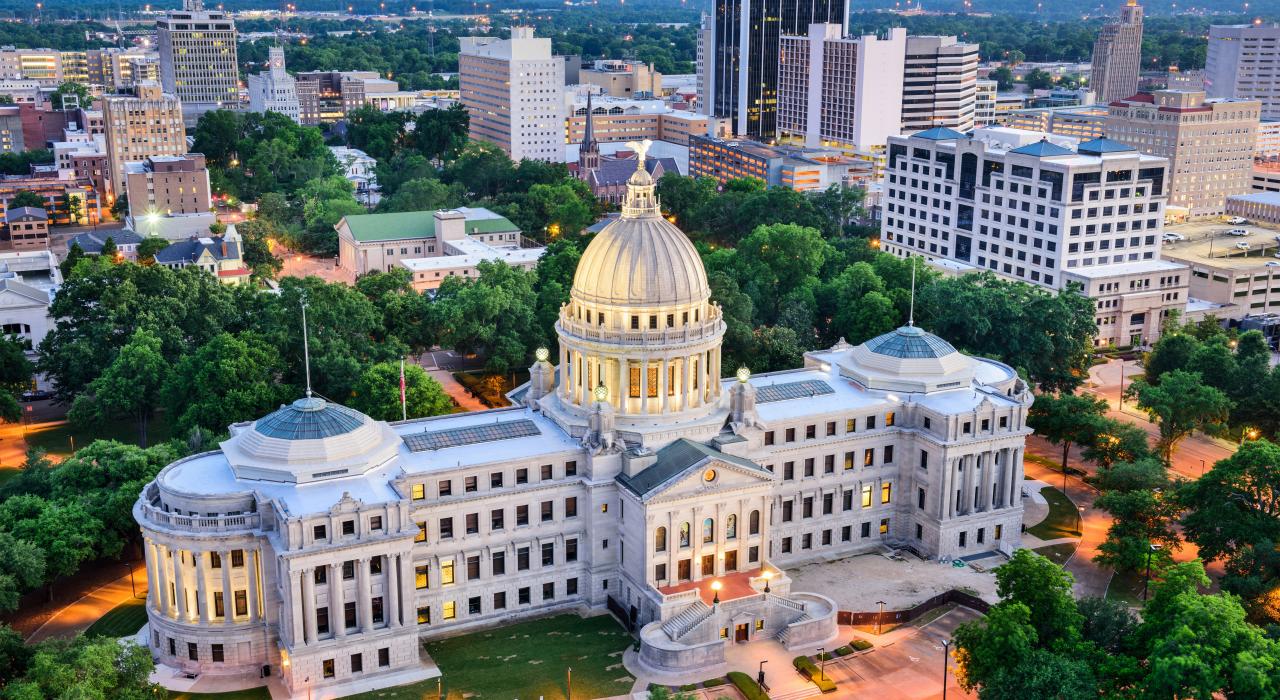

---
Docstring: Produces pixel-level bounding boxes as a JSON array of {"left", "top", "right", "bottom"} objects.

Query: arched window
[
  {"left": 725, "top": 514, "right": 737, "bottom": 540},
  {"left": 679, "top": 522, "right": 691, "bottom": 547},
  {"left": 749, "top": 510, "right": 761, "bottom": 535},
  {"left": 702, "top": 518, "right": 715, "bottom": 544},
  {"left": 654, "top": 526, "right": 667, "bottom": 553}
]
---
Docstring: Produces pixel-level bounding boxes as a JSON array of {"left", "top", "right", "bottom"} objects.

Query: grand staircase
[{"left": 660, "top": 600, "right": 713, "bottom": 641}]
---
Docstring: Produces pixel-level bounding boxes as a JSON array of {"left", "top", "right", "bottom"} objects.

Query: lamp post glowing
[
  {"left": 941, "top": 639, "right": 952, "bottom": 700},
  {"left": 762, "top": 570, "right": 773, "bottom": 593},
  {"left": 875, "top": 600, "right": 886, "bottom": 635},
  {"left": 710, "top": 580, "right": 722, "bottom": 606}
]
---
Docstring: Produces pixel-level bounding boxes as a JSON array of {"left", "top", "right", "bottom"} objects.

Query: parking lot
[{"left": 1162, "top": 219, "right": 1280, "bottom": 265}]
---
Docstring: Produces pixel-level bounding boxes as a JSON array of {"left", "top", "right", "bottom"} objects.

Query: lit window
[
  {"left": 442, "top": 601, "right": 456, "bottom": 620},
  {"left": 441, "top": 560, "right": 455, "bottom": 586},
  {"left": 881, "top": 482, "right": 892, "bottom": 504},
  {"left": 861, "top": 484, "right": 873, "bottom": 508}
]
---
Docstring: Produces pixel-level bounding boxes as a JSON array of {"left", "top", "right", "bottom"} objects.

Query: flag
[{"left": 400, "top": 359, "right": 407, "bottom": 421}]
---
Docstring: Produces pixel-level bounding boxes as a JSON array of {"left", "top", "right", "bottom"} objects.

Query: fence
[{"left": 836, "top": 589, "right": 990, "bottom": 628}]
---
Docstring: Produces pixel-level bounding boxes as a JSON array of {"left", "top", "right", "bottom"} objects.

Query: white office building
[
  {"left": 900, "top": 36, "right": 980, "bottom": 134},
  {"left": 459, "top": 27, "right": 565, "bottom": 162},
  {"left": 776, "top": 25, "right": 906, "bottom": 151},
  {"left": 882, "top": 126, "right": 1186, "bottom": 346},
  {"left": 1205, "top": 23, "right": 1280, "bottom": 120},
  {"left": 156, "top": 0, "right": 240, "bottom": 121},
  {"left": 248, "top": 47, "right": 302, "bottom": 124},
  {"left": 135, "top": 159, "right": 1032, "bottom": 696}
]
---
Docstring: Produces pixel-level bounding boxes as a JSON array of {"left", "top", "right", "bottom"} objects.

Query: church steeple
[{"left": 578, "top": 92, "right": 600, "bottom": 174}]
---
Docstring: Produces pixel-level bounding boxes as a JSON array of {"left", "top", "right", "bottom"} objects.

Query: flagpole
[{"left": 400, "top": 359, "right": 408, "bottom": 421}]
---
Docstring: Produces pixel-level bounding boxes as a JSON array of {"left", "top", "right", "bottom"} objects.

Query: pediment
[{"left": 644, "top": 455, "right": 774, "bottom": 502}]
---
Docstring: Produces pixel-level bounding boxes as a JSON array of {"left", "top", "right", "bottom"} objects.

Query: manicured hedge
[
  {"left": 702, "top": 677, "right": 729, "bottom": 688},
  {"left": 792, "top": 656, "right": 838, "bottom": 693},
  {"left": 680, "top": 684, "right": 698, "bottom": 691},
  {"left": 834, "top": 645, "right": 853, "bottom": 656},
  {"left": 727, "top": 671, "right": 770, "bottom": 700},
  {"left": 850, "top": 637, "right": 874, "bottom": 651}
]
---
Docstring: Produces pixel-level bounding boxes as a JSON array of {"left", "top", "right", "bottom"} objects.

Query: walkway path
[
  {"left": 425, "top": 369, "right": 488, "bottom": 412},
  {"left": 1020, "top": 457, "right": 1110, "bottom": 599},
  {"left": 27, "top": 563, "right": 148, "bottom": 643}
]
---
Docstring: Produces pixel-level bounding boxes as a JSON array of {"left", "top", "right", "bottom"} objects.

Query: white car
[
  {"left": 1235, "top": 242, "right": 1251, "bottom": 251},
  {"left": 1162, "top": 233, "right": 1186, "bottom": 242},
  {"left": 1228, "top": 217, "right": 1248, "bottom": 225},
  {"left": 1268, "top": 261, "right": 1280, "bottom": 267},
  {"left": 1227, "top": 228, "right": 1250, "bottom": 237}
]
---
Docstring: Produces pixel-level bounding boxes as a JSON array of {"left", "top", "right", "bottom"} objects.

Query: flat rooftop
[
  {"left": 1062, "top": 259, "right": 1188, "bottom": 279},
  {"left": 1161, "top": 221, "right": 1280, "bottom": 270}
]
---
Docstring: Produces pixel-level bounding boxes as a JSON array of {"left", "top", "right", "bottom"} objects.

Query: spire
[{"left": 582, "top": 91, "right": 598, "bottom": 153}]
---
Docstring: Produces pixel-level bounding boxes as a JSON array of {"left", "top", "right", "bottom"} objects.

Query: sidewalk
[
  {"left": 1020, "top": 455, "right": 1111, "bottom": 599},
  {"left": 27, "top": 563, "right": 148, "bottom": 643},
  {"left": 426, "top": 369, "right": 488, "bottom": 412}
]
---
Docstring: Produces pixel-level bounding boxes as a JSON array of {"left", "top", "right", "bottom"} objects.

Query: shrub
[
  {"left": 452, "top": 371, "right": 511, "bottom": 407},
  {"left": 703, "top": 677, "right": 729, "bottom": 688},
  {"left": 680, "top": 684, "right": 698, "bottom": 692},
  {"left": 834, "top": 645, "right": 853, "bottom": 656},
  {"left": 792, "top": 656, "right": 837, "bottom": 693},
  {"left": 850, "top": 638, "right": 873, "bottom": 651},
  {"left": 727, "top": 671, "right": 769, "bottom": 700}
]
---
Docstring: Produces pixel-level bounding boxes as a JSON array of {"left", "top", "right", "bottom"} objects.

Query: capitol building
[{"left": 133, "top": 150, "right": 1033, "bottom": 697}]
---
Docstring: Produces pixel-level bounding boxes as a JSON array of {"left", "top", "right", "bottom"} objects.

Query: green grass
[
  {"left": 414, "top": 613, "right": 634, "bottom": 700},
  {"left": 1106, "top": 569, "right": 1148, "bottom": 608},
  {"left": 24, "top": 414, "right": 176, "bottom": 457},
  {"left": 168, "top": 690, "right": 271, "bottom": 700},
  {"left": 1027, "top": 486, "right": 1082, "bottom": 540},
  {"left": 83, "top": 597, "right": 148, "bottom": 638},
  {"left": 1034, "top": 542, "right": 1080, "bottom": 566}
]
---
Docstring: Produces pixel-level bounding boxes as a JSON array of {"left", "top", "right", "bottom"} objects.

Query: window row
[
  {"left": 653, "top": 511, "right": 761, "bottom": 552},
  {"left": 413, "top": 539, "right": 579, "bottom": 589},
  {"left": 763, "top": 413, "right": 895, "bottom": 446},
  {"left": 415, "top": 577, "right": 581, "bottom": 624},
  {"left": 779, "top": 482, "right": 892, "bottom": 522},
  {"left": 414, "top": 498, "right": 594, "bottom": 542},
  {"left": 408, "top": 461, "right": 579, "bottom": 500}
]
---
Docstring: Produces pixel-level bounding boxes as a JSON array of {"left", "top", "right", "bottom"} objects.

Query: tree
[
  {"left": 1128, "top": 369, "right": 1232, "bottom": 465},
  {"left": 233, "top": 220, "right": 283, "bottom": 279},
  {"left": 1077, "top": 596, "right": 1137, "bottom": 653},
  {"left": 1026, "top": 391, "right": 1108, "bottom": 484},
  {"left": 59, "top": 241, "right": 85, "bottom": 278},
  {"left": 1093, "top": 458, "right": 1181, "bottom": 572},
  {"left": 810, "top": 184, "right": 865, "bottom": 237},
  {"left": 1080, "top": 417, "right": 1151, "bottom": 468},
  {"left": 375, "top": 177, "right": 461, "bottom": 214},
  {"left": 510, "top": 181, "right": 594, "bottom": 240},
  {"left": 99, "top": 236, "right": 117, "bottom": 260},
  {"left": 411, "top": 103, "right": 469, "bottom": 161},
  {"left": 1025, "top": 68, "right": 1055, "bottom": 89},
  {"left": 3, "top": 634, "right": 160, "bottom": 699},
  {"left": 430, "top": 261, "right": 539, "bottom": 375},
  {"left": 136, "top": 237, "right": 169, "bottom": 265},
  {"left": 68, "top": 328, "right": 169, "bottom": 447},
  {"left": 48, "top": 81, "right": 90, "bottom": 111},
  {"left": 0, "top": 335, "right": 31, "bottom": 423},
  {"left": 1181, "top": 440, "right": 1280, "bottom": 620},
  {"left": 953, "top": 602, "right": 1038, "bottom": 691},
  {"left": 8, "top": 190, "right": 44, "bottom": 210},
  {"left": 991, "top": 65, "right": 1015, "bottom": 90},
  {"left": 63, "top": 193, "right": 83, "bottom": 225},
  {"left": 0, "top": 623, "right": 31, "bottom": 685},
  {"left": 995, "top": 548, "right": 1083, "bottom": 649},
  {"left": 164, "top": 332, "right": 294, "bottom": 435},
  {"left": 349, "top": 361, "right": 453, "bottom": 421},
  {"left": 0, "top": 532, "right": 44, "bottom": 613},
  {"left": 0, "top": 495, "right": 99, "bottom": 584}
]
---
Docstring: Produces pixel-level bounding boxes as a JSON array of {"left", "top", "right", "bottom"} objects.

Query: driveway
[{"left": 26, "top": 562, "right": 147, "bottom": 642}]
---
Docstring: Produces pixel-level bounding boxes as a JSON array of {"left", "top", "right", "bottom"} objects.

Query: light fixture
[
  {"left": 593, "top": 383, "right": 608, "bottom": 403},
  {"left": 535, "top": 347, "right": 549, "bottom": 362},
  {"left": 710, "top": 580, "right": 722, "bottom": 605},
  {"left": 762, "top": 570, "right": 773, "bottom": 593},
  {"left": 736, "top": 366, "right": 751, "bottom": 383}
]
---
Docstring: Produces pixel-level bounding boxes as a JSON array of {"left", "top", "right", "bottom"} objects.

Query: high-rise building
[
  {"left": 1090, "top": 0, "right": 1144, "bottom": 103},
  {"left": 776, "top": 25, "right": 906, "bottom": 151},
  {"left": 459, "top": 27, "right": 565, "bottom": 162},
  {"left": 579, "top": 60, "right": 662, "bottom": 99},
  {"left": 156, "top": 0, "right": 240, "bottom": 121},
  {"left": 881, "top": 126, "right": 1183, "bottom": 346},
  {"left": 900, "top": 36, "right": 980, "bottom": 134},
  {"left": 974, "top": 80, "right": 998, "bottom": 126},
  {"left": 248, "top": 47, "right": 302, "bottom": 123},
  {"left": 706, "top": 0, "right": 844, "bottom": 138},
  {"left": 1205, "top": 23, "right": 1280, "bottom": 120},
  {"left": 102, "top": 82, "right": 186, "bottom": 202},
  {"left": 695, "top": 13, "right": 713, "bottom": 117},
  {"left": 1107, "top": 90, "right": 1260, "bottom": 218}
]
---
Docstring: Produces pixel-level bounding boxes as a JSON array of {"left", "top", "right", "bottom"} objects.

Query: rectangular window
[
  {"left": 443, "top": 601, "right": 456, "bottom": 620},
  {"left": 805, "top": 425, "right": 816, "bottom": 439},
  {"left": 212, "top": 644, "right": 224, "bottom": 662},
  {"left": 491, "top": 472, "right": 503, "bottom": 488},
  {"left": 441, "top": 560, "right": 455, "bottom": 585},
  {"left": 351, "top": 653, "right": 362, "bottom": 674},
  {"left": 566, "top": 538, "right": 578, "bottom": 562},
  {"left": 518, "top": 547, "right": 530, "bottom": 571},
  {"left": 491, "top": 509, "right": 504, "bottom": 530},
  {"left": 567, "top": 577, "right": 579, "bottom": 595},
  {"left": 844, "top": 451, "right": 854, "bottom": 470},
  {"left": 884, "top": 445, "right": 894, "bottom": 464},
  {"left": 866, "top": 416, "right": 876, "bottom": 430},
  {"left": 372, "top": 596, "right": 383, "bottom": 624},
  {"left": 342, "top": 561, "right": 354, "bottom": 580},
  {"left": 317, "top": 607, "right": 330, "bottom": 634},
  {"left": 494, "top": 591, "right": 507, "bottom": 609},
  {"left": 188, "top": 642, "right": 199, "bottom": 661},
  {"left": 492, "top": 551, "right": 506, "bottom": 575},
  {"left": 885, "top": 411, "right": 895, "bottom": 427},
  {"left": 370, "top": 515, "right": 383, "bottom": 531},
  {"left": 323, "top": 659, "right": 335, "bottom": 679},
  {"left": 804, "top": 458, "right": 815, "bottom": 477},
  {"left": 918, "top": 487, "right": 926, "bottom": 509},
  {"left": 439, "top": 480, "right": 452, "bottom": 497},
  {"left": 565, "top": 461, "right": 578, "bottom": 476},
  {"left": 519, "top": 587, "right": 531, "bottom": 604},
  {"left": 824, "top": 455, "right": 834, "bottom": 474},
  {"left": 785, "top": 428, "right": 796, "bottom": 442},
  {"left": 312, "top": 525, "right": 326, "bottom": 541},
  {"left": 629, "top": 366, "right": 641, "bottom": 398},
  {"left": 541, "top": 464, "right": 553, "bottom": 480},
  {"left": 565, "top": 497, "right": 578, "bottom": 518},
  {"left": 826, "top": 421, "right": 836, "bottom": 436},
  {"left": 864, "top": 448, "right": 874, "bottom": 467},
  {"left": 516, "top": 505, "right": 529, "bottom": 526},
  {"left": 440, "top": 517, "right": 453, "bottom": 539},
  {"left": 231, "top": 550, "right": 244, "bottom": 567},
  {"left": 234, "top": 590, "right": 247, "bottom": 616},
  {"left": 764, "top": 431, "right": 775, "bottom": 445},
  {"left": 880, "top": 518, "right": 890, "bottom": 534},
  {"left": 468, "top": 596, "right": 481, "bottom": 615},
  {"left": 465, "top": 476, "right": 478, "bottom": 493},
  {"left": 920, "top": 450, "right": 929, "bottom": 470},
  {"left": 882, "top": 482, "right": 892, "bottom": 504},
  {"left": 466, "top": 556, "right": 480, "bottom": 580},
  {"left": 213, "top": 591, "right": 225, "bottom": 618},
  {"left": 861, "top": 522, "right": 871, "bottom": 538},
  {"left": 344, "top": 601, "right": 356, "bottom": 629},
  {"left": 841, "top": 525, "right": 852, "bottom": 542},
  {"left": 465, "top": 513, "right": 479, "bottom": 535},
  {"left": 861, "top": 484, "right": 873, "bottom": 508},
  {"left": 784, "top": 462, "right": 794, "bottom": 480},
  {"left": 379, "top": 648, "right": 390, "bottom": 667},
  {"left": 516, "top": 468, "right": 528, "bottom": 484},
  {"left": 415, "top": 521, "right": 427, "bottom": 542},
  {"left": 342, "top": 520, "right": 355, "bottom": 536},
  {"left": 541, "top": 501, "right": 554, "bottom": 522},
  {"left": 543, "top": 582, "right": 555, "bottom": 601},
  {"left": 542, "top": 542, "right": 555, "bottom": 566}
]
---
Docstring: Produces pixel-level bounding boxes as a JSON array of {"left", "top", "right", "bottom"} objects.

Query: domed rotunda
[{"left": 552, "top": 141, "right": 725, "bottom": 436}]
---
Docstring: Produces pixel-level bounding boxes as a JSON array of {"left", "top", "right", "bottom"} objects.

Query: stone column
[
  {"left": 247, "top": 550, "right": 260, "bottom": 622},
  {"left": 289, "top": 570, "right": 304, "bottom": 646},
  {"left": 400, "top": 556, "right": 416, "bottom": 626},
  {"left": 331, "top": 562, "right": 346, "bottom": 637},
  {"left": 1011, "top": 448, "right": 1023, "bottom": 506},
  {"left": 640, "top": 356, "right": 649, "bottom": 414},
  {"left": 680, "top": 356, "right": 690, "bottom": 411},
  {"left": 301, "top": 568, "right": 317, "bottom": 644},
  {"left": 616, "top": 357, "right": 626, "bottom": 411},
  {"left": 194, "top": 551, "right": 210, "bottom": 624},
  {"left": 938, "top": 457, "right": 953, "bottom": 520},
  {"left": 173, "top": 549, "right": 188, "bottom": 621},
  {"left": 961, "top": 455, "right": 974, "bottom": 515},
  {"left": 144, "top": 541, "right": 157, "bottom": 614},
  {"left": 559, "top": 345, "right": 569, "bottom": 400},
  {"left": 985, "top": 451, "right": 997, "bottom": 511},
  {"left": 712, "top": 348, "right": 721, "bottom": 400},
  {"left": 358, "top": 557, "right": 373, "bottom": 633},
  {"left": 659, "top": 358, "right": 669, "bottom": 412},
  {"left": 220, "top": 550, "right": 234, "bottom": 624},
  {"left": 385, "top": 554, "right": 399, "bottom": 628}
]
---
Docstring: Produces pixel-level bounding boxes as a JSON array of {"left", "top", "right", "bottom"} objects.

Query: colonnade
[
  {"left": 938, "top": 447, "right": 1022, "bottom": 520},
  {"left": 146, "top": 540, "right": 263, "bottom": 625},
  {"left": 287, "top": 552, "right": 414, "bottom": 647},
  {"left": 560, "top": 346, "right": 722, "bottom": 414}
]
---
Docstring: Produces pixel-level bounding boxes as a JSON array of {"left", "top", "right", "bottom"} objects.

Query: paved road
[
  {"left": 1021, "top": 455, "right": 1111, "bottom": 599},
  {"left": 426, "top": 369, "right": 489, "bottom": 412},
  {"left": 26, "top": 563, "right": 148, "bottom": 642}
]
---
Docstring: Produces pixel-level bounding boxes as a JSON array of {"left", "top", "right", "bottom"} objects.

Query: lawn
[
  {"left": 1106, "top": 568, "right": 1148, "bottom": 607},
  {"left": 417, "top": 613, "right": 634, "bottom": 700},
  {"left": 1034, "top": 542, "right": 1079, "bottom": 566},
  {"left": 24, "top": 413, "right": 176, "bottom": 458},
  {"left": 1026, "top": 486, "right": 1082, "bottom": 541},
  {"left": 84, "top": 597, "right": 148, "bottom": 638}
]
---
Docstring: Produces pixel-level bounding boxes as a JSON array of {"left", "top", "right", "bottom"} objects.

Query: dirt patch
[{"left": 788, "top": 551, "right": 1000, "bottom": 611}]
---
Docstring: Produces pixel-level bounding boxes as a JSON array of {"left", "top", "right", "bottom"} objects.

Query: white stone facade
[{"left": 135, "top": 158, "right": 1031, "bottom": 695}]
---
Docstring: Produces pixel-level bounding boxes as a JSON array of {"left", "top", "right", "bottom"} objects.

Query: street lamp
[
  {"left": 762, "top": 570, "right": 773, "bottom": 593},
  {"left": 566, "top": 665, "right": 572, "bottom": 700},
  {"left": 124, "top": 560, "right": 138, "bottom": 598},
  {"left": 757, "top": 659, "right": 768, "bottom": 688},
  {"left": 875, "top": 600, "right": 886, "bottom": 635},
  {"left": 941, "top": 638, "right": 952, "bottom": 700},
  {"left": 817, "top": 647, "right": 826, "bottom": 681},
  {"left": 1142, "top": 543, "right": 1163, "bottom": 601},
  {"left": 710, "top": 580, "right": 722, "bottom": 606}
]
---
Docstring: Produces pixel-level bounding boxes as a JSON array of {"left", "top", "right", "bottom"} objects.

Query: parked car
[
  {"left": 1162, "top": 232, "right": 1186, "bottom": 242},
  {"left": 1235, "top": 242, "right": 1251, "bottom": 251},
  {"left": 1227, "top": 228, "right": 1250, "bottom": 236},
  {"left": 1228, "top": 217, "right": 1248, "bottom": 225},
  {"left": 21, "top": 389, "right": 53, "bottom": 402},
  {"left": 1268, "top": 261, "right": 1280, "bottom": 267}
]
